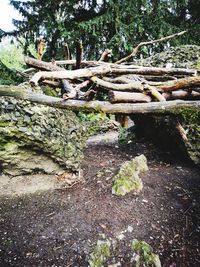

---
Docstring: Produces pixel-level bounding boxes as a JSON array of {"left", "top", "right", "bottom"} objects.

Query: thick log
[
  {"left": 159, "top": 76, "right": 200, "bottom": 91},
  {"left": 25, "top": 56, "right": 76, "bottom": 98},
  {"left": 25, "top": 56, "right": 63, "bottom": 71},
  {"left": 0, "top": 85, "right": 199, "bottom": 114},
  {"left": 91, "top": 76, "right": 165, "bottom": 101},
  {"left": 108, "top": 91, "right": 152, "bottom": 103},
  {"left": 90, "top": 76, "right": 144, "bottom": 92},
  {"left": 162, "top": 90, "right": 200, "bottom": 100},
  {"left": 30, "top": 66, "right": 112, "bottom": 86}
]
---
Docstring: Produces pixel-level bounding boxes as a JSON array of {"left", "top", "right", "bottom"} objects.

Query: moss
[
  {"left": 180, "top": 108, "right": 200, "bottom": 125},
  {"left": 89, "top": 240, "right": 111, "bottom": 267},
  {"left": 0, "top": 96, "right": 88, "bottom": 174},
  {"left": 131, "top": 239, "right": 161, "bottom": 267},
  {"left": 42, "top": 86, "right": 58, "bottom": 97},
  {"left": 0, "top": 121, "right": 10, "bottom": 127},
  {"left": 4, "top": 142, "right": 18, "bottom": 152},
  {"left": 112, "top": 155, "right": 148, "bottom": 196}
]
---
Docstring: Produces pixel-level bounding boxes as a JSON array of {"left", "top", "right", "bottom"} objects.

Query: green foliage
[
  {"left": 88, "top": 237, "right": 161, "bottom": 266},
  {"left": 0, "top": 40, "right": 25, "bottom": 85},
  {"left": 0, "top": 60, "right": 24, "bottom": 85},
  {"left": 78, "top": 112, "right": 110, "bottom": 136},
  {"left": 0, "top": 41, "right": 25, "bottom": 70},
  {"left": 5, "top": 0, "right": 200, "bottom": 60},
  {"left": 132, "top": 239, "right": 161, "bottom": 267},
  {"left": 78, "top": 112, "right": 107, "bottom": 123},
  {"left": 89, "top": 240, "right": 111, "bottom": 267},
  {"left": 0, "top": 39, "right": 36, "bottom": 85}
]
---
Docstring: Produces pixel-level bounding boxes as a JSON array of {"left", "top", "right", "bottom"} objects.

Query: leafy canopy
[{"left": 2, "top": 0, "right": 199, "bottom": 60}]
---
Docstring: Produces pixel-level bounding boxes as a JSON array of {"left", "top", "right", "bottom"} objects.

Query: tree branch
[{"left": 115, "top": 31, "right": 187, "bottom": 64}]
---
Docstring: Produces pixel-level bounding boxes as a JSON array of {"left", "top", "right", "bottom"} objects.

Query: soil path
[{"left": 0, "top": 133, "right": 199, "bottom": 266}]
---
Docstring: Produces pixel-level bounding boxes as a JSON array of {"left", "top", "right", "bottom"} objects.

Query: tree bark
[
  {"left": 90, "top": 76, "right": 145, "bottom": 92},
  {"left": 0, "top": 86, "right": 199, "bottom": 114},
  {"left": 29, "top": 66, "right": 112, "bottom": 86},
  {"left": 91, "top": 76, "right": 165, "bottom": 101},
  {"left": 25, "top": 56, "right": 63, "bottom": 71},
  {"left": 160, "top": 76, "right": 200, "bottom": 91},
  {"left": 108, "top": 91, "right": 152, "bottom": 103},
  {"left": 162, "top": 90, "right": 200, "bottom": 100}
]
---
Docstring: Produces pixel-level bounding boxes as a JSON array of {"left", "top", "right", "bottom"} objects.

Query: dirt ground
[{"left": 0, "top": 133, "right": 199, "bottom": 267}]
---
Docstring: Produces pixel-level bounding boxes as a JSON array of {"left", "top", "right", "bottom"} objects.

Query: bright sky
[{"left": 0, "top": 0, "right": 22, "bottom": 31}]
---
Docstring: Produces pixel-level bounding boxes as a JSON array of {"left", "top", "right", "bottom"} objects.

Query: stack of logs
[
  {"left": 25, "top": 56, "right": 200, "bottom": 105},
  {"left": 1, "top": 30, "right": 200, "bottom": 116}
]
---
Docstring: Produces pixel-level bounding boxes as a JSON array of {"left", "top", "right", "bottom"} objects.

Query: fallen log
[
  {"left": 162, "top": 90, "right": 200, "bottom": 100},
  {"left": 111, "top": 67, "right": 197, "bottom": 76},
  {"left": 159, "top": 76, "right": 200, "bottom": 91},
  {"left": 144, "top": 84, "right": 166, "bottom": 102},
  {"left": 25, "top": 56, "right": 76, "bottom": 98},
  {"left": 90, "top": 76, "right": 145, "bottom": 92},
  {"left": 30, "top": 66, "right": 197, "bottom": 86},
  {"left": 108, "top": 91, "right": 152, "bottom": 103},
  {"left": 0, "top": 85, "right": 199, "bottom": 114},
  {"left": 91, "top": 76, "right": 165, "bottom": 101},
  {"left": 30, "top": 66, "right": 112, "bottom": 86},
  {"left": 25, "top": 56, "right": 63, "bottom": 71}
]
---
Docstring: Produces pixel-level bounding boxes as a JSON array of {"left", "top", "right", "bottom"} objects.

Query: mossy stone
[{"left": 112, "top": 154, "right": 148, "bottom": 196}]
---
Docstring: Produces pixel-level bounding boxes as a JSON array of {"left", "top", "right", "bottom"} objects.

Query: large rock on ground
[{"left": 0, "top": 97, "right": 87, "bottom": 175}]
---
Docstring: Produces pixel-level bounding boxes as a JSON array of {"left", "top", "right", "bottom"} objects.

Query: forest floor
[{"left": 0, "top": 131, "right": 200, "bottom": 267}]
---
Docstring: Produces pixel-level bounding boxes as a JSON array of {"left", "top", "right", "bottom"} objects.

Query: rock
[
  {"left": 112, "top": 154, "right": 148, "bottom": 196},
  {"left": 0, "top": 97, "right": 87, "bottom": 175},
  {"left": 134, "top": 45, "right": 200, "bottom": 68},
  {"left": 89, "top": 240, "right": 111, "bottom": 267},
  {"left": 131, "top": 239, "right": 161, "bottom": 267},
  {"left": 88, "top": 237, "right": 161, "bottom": 267}
]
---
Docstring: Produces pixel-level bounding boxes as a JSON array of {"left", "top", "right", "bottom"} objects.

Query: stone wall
[
  {"left": 134, "top": 45, "right": 200, "bottom": 68},
  {"left": 0, "top": 97, "right": 87, "bottom": 176}
]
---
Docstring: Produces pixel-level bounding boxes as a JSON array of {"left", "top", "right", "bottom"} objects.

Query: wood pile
[
  {"left": 25, "top": 55, "right": 200, "bottom": 106},
  {"left": 1, "top": 30, "right": 199, "bottom": 115}
]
